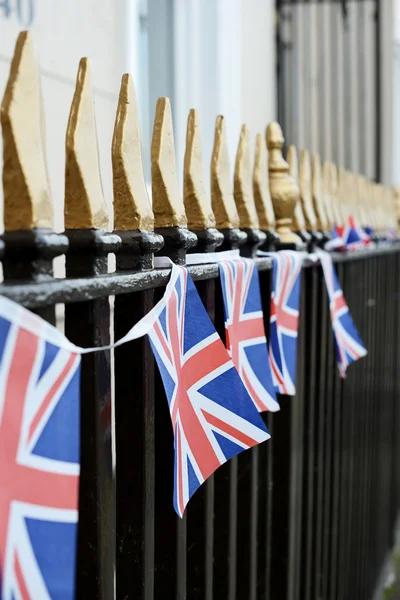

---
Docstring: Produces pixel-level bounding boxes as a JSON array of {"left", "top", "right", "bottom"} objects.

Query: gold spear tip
[
  {"left": 65, "top": 57, "right": 108, "bottom": 230},
  {"left": 286, "top": 144, "right": 298, "bottom": 177},
  {"left": 184, "top": 108, "right": 215, "bottom": 230},
  {"left": 1, "top": 30, "right": 53, "bottom": 231},
  {"left": 151, "top": 96, "right": 187, "bottom": 228},
  {"left": 112, "top": 73, "right": 154, "bottom": 231}
]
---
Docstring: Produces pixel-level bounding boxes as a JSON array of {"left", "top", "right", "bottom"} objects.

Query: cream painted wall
[{"left": 240, "top": 0, "right": 276, "bottom": 149}]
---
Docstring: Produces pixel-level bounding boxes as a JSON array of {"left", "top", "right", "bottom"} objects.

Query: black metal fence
[{"left": 1, "top": 245, "right": 398, "bottom": 600}]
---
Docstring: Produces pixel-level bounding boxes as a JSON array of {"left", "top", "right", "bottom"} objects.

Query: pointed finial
[
  {"left": 393, "top": 185, "right": 400, "bottom": 231},
  {"left": 1, "top": 31, "right": 53, "bottom": 231},
  {"left": 329, "top": 163, "right": 343, "bottom": 227},
  {"left": 211, "top": 116, "right": 240, "bottom": 229},
  {"left": 233, "top": 125, "right": 260, "bottom": 229},
  {"left": 65, "top": 58, "right": 108, "bottom": 229},
  {"left": 321, "top": 161, "right": 334, "bottom": 229},
  {"left": 112, "top": 74, "right": 154, "bottom": 231},
  {"left": 151, "top": 97, "right": 187, "bottom": 228},
  {"left": 312, "top": 154, "right": 328, "bottom": 231},
  {"left": 253, "top": 133, "right": 276, "bottom": 231},
  {"left": 266, "top": 123, "right": 301, "bottom": 244},
  {"left": 286, "top": 144, "right": 306, "bottom": 232},
  {"left": 299, "top": 149, "right": 318, "bottom": 231},
  {"left": 183, "top": 109, "right": 215, "bottom": 230}
]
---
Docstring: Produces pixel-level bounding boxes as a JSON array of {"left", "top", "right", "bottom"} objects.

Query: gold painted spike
[
  {"left": 393, "top": 186, "right": 400, "bottom": 230},
  {"left": 65, "top": 58, "right": 108, "bottom": 230},
  {"left": 311, "top": 154, "right": 328, "bottom": 231},
  {"left": 183, "top": 109, "right": 215, "bottom": 230},
  {"left": 357, "top": 175, "right": 368, "bottom": 227},
  {"left": 211, "top": 116, "right": 240, "bottom": 229},
  {"left": 329, "top": 163, "right": 343, "bottom": 227},
  {"left": 152, "top": 97, "right": 187, "bottom": 228},
  {"left": 253, "top": 133, "right": 276, "bottom": 230},
  {"left": 1, "top": 31, "right": 53, "bottom": 231},
  {"left": 321, "top": 161, "right": 334, "bottom": 229},
  {"left": 112, "top": 74, "right": 154, "bottom": 231},
  {"left": 299, "top": 149, "right": 318, "bottom": 231},
  {"left": 286, "top": 145, "right": 306, "bottom": 231},
  {"left": 233, "top": 125, "right": 260, "bottom": 229},
  {"left": 266, "top": 123, "right": 301, "bottom": 244}
]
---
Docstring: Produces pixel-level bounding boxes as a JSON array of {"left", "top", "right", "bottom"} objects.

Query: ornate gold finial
[
  {"left": 112, "top": 74, "right": 154, "bottom": 231},
  {"left": 311, "top": 154, "right": 328, "bottom": 231},
  {"left": 321, "top": 161, "right": 334, "bottom": 229},
  {"left": 183, "top": 109, "right": 215, "bottom": 230},
  {"left": 299, "top": 149, "right": 318, "bottom": 231},
  {"left": 151, "top": 97, "right": 187, "bottom": 228},
  {"left": 253, "top": 133, "right": 276, "bottom": 231},
  {"left": 65, "top": 58, "right": 108, "bottom": 230},
  {"left": 233, "top": 125, "right": 260, "bottom": 229},
  {"left": 266, "top": 123, "right": 301, "bottom": 243},
  {"left": 211, "top": 115, "right": 240, "bottom": 229},
  {"left": 1, "top": 31, "right": 53, "bottom": 231},
  {"left": 329, "top": 163, "right": 343, "bottom": 227},
  {"left": 286, "top": 144, "right": 306, "bottom": 233}
]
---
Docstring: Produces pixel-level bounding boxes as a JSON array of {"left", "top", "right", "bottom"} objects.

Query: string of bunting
[{"left": 0, "top": 251, "right": 366, "bottom": 537}]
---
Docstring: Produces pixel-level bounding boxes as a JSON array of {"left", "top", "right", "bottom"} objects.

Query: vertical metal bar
[
  {"left": 153, "top": 285, "right": 181, "bottom": 599},
  {"left": 64, "top": 250, "right": 114, "bottom": 600},
  {"left": 300, "top": 266, "right": 319, "bottom": 600},
  {"left": 320, "top": 262, "right": 334, "bottom": 600},
  {"left": 115, "top": 289, "right": 155, "bottom": 599},
  {"left": 186, "top": 279, "right": 216, "bottom": 600}
]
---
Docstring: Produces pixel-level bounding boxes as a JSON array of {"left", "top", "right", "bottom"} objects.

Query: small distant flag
[
  {"left": 218, "top": 258, "right": 279, "bottom": 412},
  {"left": 325, "top": 225, "right": 345, "bottom": 251},
  {"left": 268, "top": 251, "right": 303, "bottom": 395},
  {"left": 318, "top": 251, "right": 367, "bottom": 377},
  {"left": 148, "top": 264, "right": 270, "bottom": 517},
  {"left": 0, "top": 297, "right": 80, "bottom": 600},
  {"left": 343, "top": 216, "right": 367, "bottom": 250}
]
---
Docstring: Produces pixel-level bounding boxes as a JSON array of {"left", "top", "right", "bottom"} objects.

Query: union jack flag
[
  {"left": 343, "top": 216, "right": 366, "bottom": 250},
  {"left": 269, "top": 251, "right": 303, "bottom": 395},
  {"left": 318, "top": 251, "right": 367, "bottom": 376},
  {"left": 0, "top": 297, "right": 80, "bottom": 599},
  {"left": 324, "top": 225, "right": 345, "bottom": 252},
  {"left": 218, "top": 259, "right": 279, "bottom": 412},
  {"left": 148, "top": 265, "right": 270, "bottom": 517}
]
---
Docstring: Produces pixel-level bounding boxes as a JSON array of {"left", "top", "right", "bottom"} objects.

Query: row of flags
[
  {"left": 324, "top": 214, "right": 396, "bottom": 251},
  {"left": 0, "top": 250, "right": 366, "bottom": 598}
]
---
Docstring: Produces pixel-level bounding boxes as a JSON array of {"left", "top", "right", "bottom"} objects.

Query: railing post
[
  {"left": 0, "top": 31, "right": 67, "bottom": 324},
  {"left": 299, "top": 149, "right": 325, "bottom": 247},
  {"left": 152, "top": 97, "right": 197, "bottom": 264},
  {"left": 151, "top": 97, "right": 196, "bottom": 600},
  {"left": 253, "top": 132, "right": 280, "bottom": 250},
  {"left": 311, "top": 153, "right": 330, "bottom": 242},
  {"left": 233, "top": 124, "right": 266, "bottom": 257},
  {"left": 211, "top": 116, "right": 248, "bottom": 251},
  {"left": 183, "top": 108, "right": 220, "bottom": 600},
  {"left": 286, "top": 145, "right": 313, "bottom": 251},
  {"left": 184, "top": 109, "right": 223, "bottom": 254},
  {"left": 112, "top": 74, "right": 164, "bottom": 600},
  {"left": 63, "top": 58, "right": 120, "bottom": 600},
  {"left": 265, "top": 123, "right": 305, "bottom": 252}
]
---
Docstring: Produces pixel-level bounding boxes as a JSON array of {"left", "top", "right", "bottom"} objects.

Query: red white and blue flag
[
  {"left": 318, "top": 251, "right": 367, "bottom": 376},
  {"left": 147, "top": 265, "right": 270, "bottom": 517},
  {"left": 218, "top": 259, "right": 279, "bottom": 412},
  {"left": 268, "top": 251, "right": 303, "bottom": 395},
  {"left": 0, "top": 297, "right": 80, "bottom": 600},
  {"left": 324, "top": 225, "right": 345, "bottom": 252},
  {"left": 343, "top": 216, "right": 366, "bottom": 250}
]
